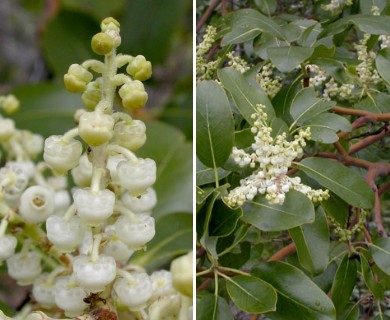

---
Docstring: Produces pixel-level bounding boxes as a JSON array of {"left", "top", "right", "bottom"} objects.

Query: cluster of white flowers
[
  {"left": 354, "top": 33, "right": 381, "bottom": 86},
  {"left": 255, "top": 63, "right": 282, "bottom": 98},
  {"left": 196, "top": 25, "right": 221, "bottom": 81},
  {"left": 379, "top": 35, "right": 390, "bottom": 49},
  {"left": 226, "top": 51, "right": 250, "bottom": 74},
  {"left": 224, "top": 105, "right": 329, "bottom": 206},
  {"left": 0, "top": 17, "right": 192, "bottom": 320},
  {"left": 321, "top": 0, "right": 353, "bottom": 12},
  {"left": 323, "top": 78, "right": 355, "bottom": 101}
]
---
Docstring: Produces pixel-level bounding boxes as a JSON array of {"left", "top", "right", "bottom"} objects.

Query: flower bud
[
  {"left": 113, "top": 272, "right": 152, "bottom": 311},
  {"left": 150, "top": 270, "right": 174, "bottom": 300},
  {"left": 103, "top": 236, "right": 134, "bottom": 263},
  {"left": 0, "top": 118, "right": 15, "bottom": 142},
  {"left": 101, "top": 17, "right": 120, "bottom": 31},
  {"left": 73, "top": 254, "right": 116, "bottom": 293},
  {"left": 115, "top": 214, "right": 155, "bottom": 249},
  {"left": 126, "top": 55, "right": 152, "bottom": 81},
  {"left": 91, "top": 32, "right": 114, "bottom": 55},
  {"left": 81, "top": 81, "right": 101, "bottom": 110},
  {"left": 46, "top": 215, "right": 85, "bottom": 252},
  {"left": 121, "top": 187, "right": 157, "bottom": 214},
  {"left": 73, "top": 188, "right": 115, "bottom": 226},
  {"left": 113, "top": 119, "right": 147, "bottom": 151},
  {"left": 170, "top": 251, "right": 193, "bottom": 297},
  {"left": 71, "top": 154, "right": 93, "bottom": 187},
  {"left": 117, "top": 158, "right": 156, "bottom": 195},
  {"left": 19, "top": 186, "right": 55, "bottom": 223},
  {"left": 32, "top": 274, "right": 56, "bottom": 308},
  {"left": 64, "top": 64, "right": 93, "bottom": 93},
  {"left": 2, "top": 95, "right": 20, "bottom": 114},
  {"left": 78, "top": 111, "right": 114, "bottom": 146},
  {"left": 0, "top": 235, "right": 17, "bottom": 261},
  {"left": 0, "top": 165, "right": 29, "bottom": 207},
  {"left": 119, "top": 81, "right": 148, "bottom": 109},
  {"left": 20, "top": 132, "right": 44, "bottom": 158},
  {"left": 7, "top": 251, "right": 42, "bottom": 285},
  {"left": 44, "top": 135, "right": 83, "bottom": 174},
  {"left": 55, "top": 276, "right": 88, "bottom": 317}
]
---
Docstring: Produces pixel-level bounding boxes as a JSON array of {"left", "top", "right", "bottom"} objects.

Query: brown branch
[
  {"left": 348, "top": 125, "right": 390, "bottom": 154},
  {"left": 197, "top": 278, "right": 212, "bottom": 291},
  {"left": 196, "top": 0, "right": 223, "bottom": 33},
  {"left": 267, "top": 243, "right": 296, "bottom": 262},
  {"left": 331, "top": 106, "right": 390, "bottom": 123}
]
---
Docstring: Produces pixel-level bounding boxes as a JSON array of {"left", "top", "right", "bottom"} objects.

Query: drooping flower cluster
[
  {"left": 196, "top": 25, "right": 221, "bottom": 81},
  {"left": 354, "top": 33, "right": 381, "bottom": 86},
  {"left": 224, "top": 105, "right": 329, "bottom": 206},
  {"left": 226, "top": 51, "right": 250, "bottom": 74},
  {"left": 0, "top": 17, "right": 192, "bottom": 320},
  {"left": 321, "top": 0, "right": 353, "bottom": 13},
  {"left": 255, "top": 63, "right": 282, "bottom": 99}
]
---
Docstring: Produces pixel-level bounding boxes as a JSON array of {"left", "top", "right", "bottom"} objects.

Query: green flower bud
[
  {"left": 101, "top": 17, "right": 120, "bottom": 31},
  {"left": 81, "top": 81, "right": 101, "bottom": 110},
  {"left": 119, "top": 81, "right": 148, "bottom": 109},
  {"left": 91, "top": 32, "right": 114, "bottom": 56},
  {"left": 170, "top": 251, "right": 193, "bottom": 297},
  {"left": 78, "top": 111, "right": 114, "bottom": 146},
  {"left": 126, "top": 55, "right": 152, "bottom": 81},
  {"left": 2, "top": 95, "right": 20, "bottom": 114},
  {"left": 64, "top": 64, "right": 93, "bottom": 93}
]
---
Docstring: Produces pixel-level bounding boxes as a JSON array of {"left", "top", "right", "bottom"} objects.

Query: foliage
[{"left": 196, "top": 0, "right": 390, "bottom": 319}]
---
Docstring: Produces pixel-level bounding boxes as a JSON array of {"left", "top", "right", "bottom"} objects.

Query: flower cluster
[
  {"left": 255, "top": 63, "right": 282, "bottom": 99},
  {"left": 354, "top": 33, "right": 381, "bottom": 86},
  {"left": 224, "top": 105, "right": 329, "bottom": 206},
  {"left": 321, "top": 0, "right": 353, "bottom": 13},
  {"left": 226, "top": 51, "right": 250, "bottom": 74},
  {"left": 196, "top": 25, "right": 221, "bottom": 81},
  {"left": 0, "top": 17, "right": 192, "bottom": 320},
  {"left": 331, "top": 210, "right": 368, "bottom": 242}
]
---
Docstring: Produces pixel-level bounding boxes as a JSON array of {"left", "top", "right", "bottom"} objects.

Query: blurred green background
[{"left": 0, "top": 0, "right": 193, "bottom": 314}]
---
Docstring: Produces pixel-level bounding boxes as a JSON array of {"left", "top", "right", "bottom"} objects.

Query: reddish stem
[
  {"left": 267, "top": 243, "right": 296, "bottom": 262},
  {"left": 196, "top": 0, "right": 223, "bottom": 32}
]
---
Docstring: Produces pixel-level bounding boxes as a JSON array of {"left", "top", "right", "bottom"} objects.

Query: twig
[
  {"left": 267, "top": 243, "right": 296, "bottom": 262},
  {"left": 196, "top": 0, "right": 223, "bottom": 33},
  {"left": 197, "top": 278, "right": 212, "bottom": 291}
]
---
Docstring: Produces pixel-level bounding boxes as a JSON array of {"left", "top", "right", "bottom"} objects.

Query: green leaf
[
  {"left": 218, "top": 67, "right": 275, "bottom": 124},
  {"left": 120, "top": 0, "right": 188, "bottom": 64},
  {"left": 321, "top": 193, "right": 349, "bottom": 226},
  {"left": 297, "top": 158, "right": 375, "bottom": 209},
  {"left": 196, "top": 158, "right": 230, "bottom": 186},
  {"left": 337, "top": 303, "right": 360, "bottom": 320},
  {"left": 254, "top": 0, "right": 277, "bottom": 15},
  {"left": 252, "top": 261, "right": 336, "bottom": 320},
  {"left": 197, "top": 294, "right": 234, "bottom": 320},
  {"left": 331, "top": 254, "right": 357, "bottom": 314},
  {"left": 130, "top": 213, "right": 192, "bottom": 270},
  {"left": 221, "top": 8, "right": 285, "bottom": 46},
  {"left": 290, "top": 87, "right": 335, "bottom": 128},
  {"left": 314, "top": 261, "right": 338, "bottom": 293},
  {"left": 289, "top": 206, "right": 330, "bottom": 275},
  {"left": 196, "top": 80, "right": 234, "bottom": 168},
  {"left": 225, "top": 274, "right": 277, "bottom": 313},
  {"left": 355, "top": 92, "right": 390, "bottom": 113},
  {"left": 376, "top": 48, "right": 390, "bottom": 85},
  {"left": 370, "top": 238, "right": 390, "bottom": 276},
  {"left": 209, "top": 201, "right": 243, "bottom": 238},
  {"left": 267, "top": 46, "right": 314, "bottom": 73},
  {"left": 241, "top": 189, "right": 315, "bottom": 231},
  {"left": 218, "top": 240, "right": 252, "bottom": 269},
  {"left": 301, "top": 113, "right": 352, "bottom": 144},
  {"left": 62, "top": 0, "right": 125, "bottom": 19},
  {"left": 350, "top": 15, "right": 390, "bottom": 34},
  {"left": 270, "top": 117, "right": 289, "bottom": 139},
  {"left": 320, "top": 15, "right": 390, "bottom": 38},
  {"left": 360, "top": 253, "right": 385, "bottom": 300},
  {"left": 42, "top": 10, "right": 99, "bottom": 77},
  {"left": 138, "top": 121, "right": 192, "bottom": 218},
  {"left": 272, "top": 76, "right": 302, "bottom": 120},
  {"left": 235, "top": 128, "right": 254, "bottom": 149},
  {"left": 12, "top": 83, "right": 81, "bottom": 137}
]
